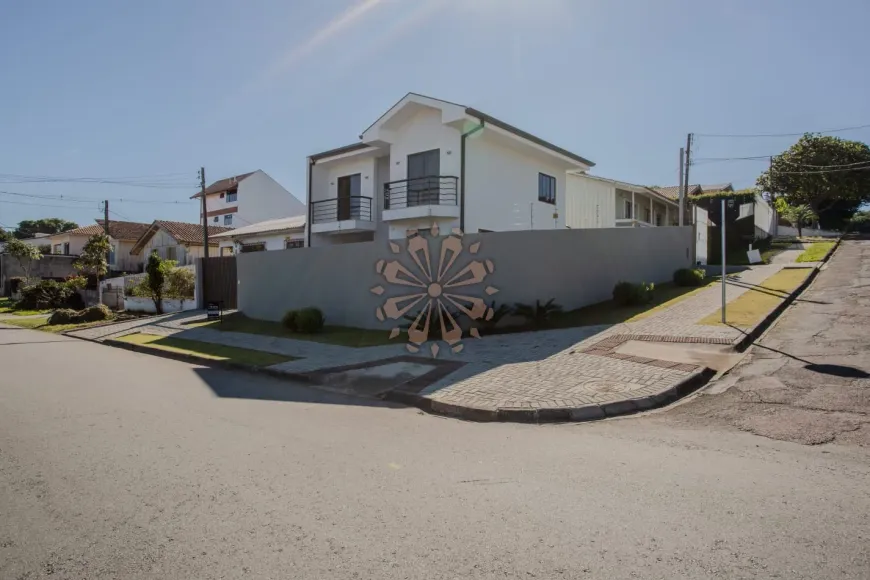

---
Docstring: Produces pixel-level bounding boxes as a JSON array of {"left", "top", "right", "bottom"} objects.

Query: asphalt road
[
  {"left": 663, "top": 238, "right": 870, "bottom": 446},
  {"left": 2, "top": 311, "right": 869, "bottom": 578}
]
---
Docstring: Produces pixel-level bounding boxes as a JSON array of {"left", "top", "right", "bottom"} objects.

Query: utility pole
[
  {"left": 199, "top": 167, "right": 208, "bottom": 307},
  {"left": 721, "top": 198, "right": 727, "bottom": 324},
  {"left": 678, "top": 147, "right": 685, "bottom": 226},
  {"left": 683, "top": 133, "right": 693, "bottom": 223},
  {"left": 102, "top": 200, "right": 109, "bottom": 303}
]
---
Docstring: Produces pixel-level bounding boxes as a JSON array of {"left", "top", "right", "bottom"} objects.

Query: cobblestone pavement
[{"left": 67, "top": 261, "right": 813, "bottom": 413}]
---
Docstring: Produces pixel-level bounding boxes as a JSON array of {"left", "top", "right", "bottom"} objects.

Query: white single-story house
[
  {"left": 211, "top": 215, "right": 306, "bottom": 254},
  {"left": 130, "top": 220, "right": 233, "bottom": 266},
  {"left": 305, "top": 92, "right": 597, "bottom": 246},
  {"left": 566, "top": 174, "right": 680, "bottom": 228}
]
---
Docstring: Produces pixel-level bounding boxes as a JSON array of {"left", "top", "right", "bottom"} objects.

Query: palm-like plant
[
  {"left": 477, "top": 301, "right": 512, "bottom": 332},
  {"left": 780, "top": 204, "right": 818, "bottom": 238},
  {"left": 512, "top": 299, "right": 563, "bottom": 329}
]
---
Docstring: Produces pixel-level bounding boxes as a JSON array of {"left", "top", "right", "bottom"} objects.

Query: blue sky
[{"left": 2, "top": 0, "right": 869, "bottom": 230}]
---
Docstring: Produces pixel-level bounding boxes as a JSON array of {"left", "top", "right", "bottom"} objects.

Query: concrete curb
[
  {"left": 732, "top": 237, "right": 841, "bottom": 353},
  {"left": 384, "top": 367, "right": 717, "bottom": 424}
]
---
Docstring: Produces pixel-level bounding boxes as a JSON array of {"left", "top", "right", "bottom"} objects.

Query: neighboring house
[
  {"left": 305, "top": 92, "right": 595, "bottom": 246},
  {"left": 565, "top": 174, "right": 680, "bottom": 228},
  {"left": 653, "top": 182, "right": 777, "bottom": 238},
  {"left": 191, "top": 170, "right": 305, "bottom": 229},
  {"left": 44, "top": 220, "right": 152, "bottom": 273},
  {"left": 17, "top": 233, "right": 54, "bottom": 250},
  {"left": 130, "top": 221, "right": 233, "bottom": 266},
  {"left": 211, "top": 215, "right": 306, "bottom": 255}
]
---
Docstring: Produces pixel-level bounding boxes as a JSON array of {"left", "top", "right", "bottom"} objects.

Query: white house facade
[
  {"left": 130, "top": 221, "right": 232, "bottom": 266},
  {"left": 211, "top": 215, "right": 306, "bottom": 255},
  {"left": 305, "top": 93, "right": 595, "bottom": 246},
  {"left": 566, "top": 174, "right": 680, "bottom": 229},
  {"left": 194, "top": 170, "right": 305, "bottom": 229}
]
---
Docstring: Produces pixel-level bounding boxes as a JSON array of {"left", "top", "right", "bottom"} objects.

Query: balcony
[
  {"left": 310, "top": 196, "right": 376, "bottom": 235},
  {"left": 382, "top": 176, "right": 460, "bottom": 222}
]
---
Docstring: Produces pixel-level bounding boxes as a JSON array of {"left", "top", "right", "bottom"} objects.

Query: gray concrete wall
[
  {"left": 237, "top": 227, "right": 694, "bottom": 329},
  {"left": 0, "top": 254, "right": 79, "bottom": 295}
]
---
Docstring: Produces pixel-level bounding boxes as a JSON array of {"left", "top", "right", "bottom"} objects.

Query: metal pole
[
  {"left": 199, "top": 167, "right": 208, "bottom": 306},
  {"left": 721, "top": 198, "right": 726, "bottom": 324},
  {"left": 678, "top": 147, "right": 685, "bottom": 226},
  {"left": 683, "top": 134, "right": 693, "bottom": 223}
]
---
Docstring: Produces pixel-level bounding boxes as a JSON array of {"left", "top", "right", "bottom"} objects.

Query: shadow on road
[{"left": 192, "top": 367, "right": 407, "bottom": 409}]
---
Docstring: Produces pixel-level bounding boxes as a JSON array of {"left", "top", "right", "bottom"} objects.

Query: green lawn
[
  {"left": 543, "top": 280, "right": 715, "bottom": 328},
  {"left": 0, "top": 315, "right": 112, "bottom": 333},
  {"left": 796, "top": 241, "right": 837, "bottom": 263},
  {"left": 0, "top": 297, "right": 51, "bottom": 316},
  {"left": 115, "top": 333, "right": 295, "bottom": 367},
  {"left": 196, "top": 312, "right": 396, "bottom": 347}
]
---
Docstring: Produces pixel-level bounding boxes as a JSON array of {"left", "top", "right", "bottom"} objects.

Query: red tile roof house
[
  {"left": 44, "top": 220, "right": 152, "bottom": 273},
  {"left": 130, "top": 221, "right": 233, "bottom": 266}
]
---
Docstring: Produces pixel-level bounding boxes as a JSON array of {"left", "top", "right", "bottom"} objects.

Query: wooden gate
[{"left": 202, "top": 256, "right": 237, "bottom": 309}]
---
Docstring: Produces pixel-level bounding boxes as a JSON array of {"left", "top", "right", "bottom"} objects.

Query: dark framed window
[
  {"left": 226, "top": 189, "right": 238, "bottom": 203},
  {"left": 624, "top": 200, "right": 633, "bottom": 219},
  {"left": 285, "top": 239, "right": 304, "bottom": 249},
  {"left": 538, "top": 173, "right": 556, "bottom": 205},
  {"left": 241, "top": 243, "right": 266, "bottom": 253},
  {"left": 655, "top": 213, "right": 663, "bottom": 226}
]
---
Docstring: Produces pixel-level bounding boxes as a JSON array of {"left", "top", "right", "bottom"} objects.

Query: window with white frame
[
  {"left": 213, "top": 216, "right": 219, "bottom": 223},
  {"left": 226, "top": 189, "right": 237, "bottom": 203},
  {"left": 165, "top": 246, "right": 177, "bottom": 261},
  {"left": 538, "top": 173, "right": 556, "bottom": 205},
  {"left": 224, "top": 214, "right": 233, "bottom": 226}
]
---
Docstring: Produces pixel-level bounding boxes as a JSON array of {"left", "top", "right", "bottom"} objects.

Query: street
[{"left": 1, "top": 245, "right": 869, "bottom": 579}]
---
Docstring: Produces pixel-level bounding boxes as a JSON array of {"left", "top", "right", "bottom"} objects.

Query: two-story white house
[
  {"left": 305, "top": 93, "right": 597, "bottom": 246},
  {"left": 193, "top": 170, "right": 305, "bottom": 229}
]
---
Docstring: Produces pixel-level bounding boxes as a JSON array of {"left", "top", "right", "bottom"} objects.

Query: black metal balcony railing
[
  {"left": 384, "top": 176, "right": 458, "bottom": 210},
  {"left": 311, "top": 196, "right": 373, "bottom": 224}
]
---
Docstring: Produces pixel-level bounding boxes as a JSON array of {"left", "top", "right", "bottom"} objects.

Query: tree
[
  {"left": 145, "top": 251, "right": 175, "bottom": 314},
  {"left": 757, "top": 134, "right": 870, "bottom": 230},
  {"left": 3, "top": 237, "right": 42, "bottom": 279},
  {"left": 0, "top": 227, "right": 9, "bottom": 242},
  {"left": 74, "top": 234, "right": 110, "bottom": 303},
  {"left": 13, "top": 218, "right": 79, "bottom": 239},
  {"left": 779, "top": 204, "right": 818, "bottom": 238}
]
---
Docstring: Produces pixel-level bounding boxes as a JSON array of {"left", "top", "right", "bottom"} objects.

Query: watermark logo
[{"left": 371, "top": 223, "right": 498, "bottom": 357}]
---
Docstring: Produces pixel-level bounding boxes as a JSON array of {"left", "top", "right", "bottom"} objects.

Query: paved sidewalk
[{"left": 67, "top": 258, "right": 821, "bottom": 421}]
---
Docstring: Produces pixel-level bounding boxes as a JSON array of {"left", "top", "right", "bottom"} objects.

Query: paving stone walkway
[{"left": 67, "top": 260, "right": 818, "bottom": 417}]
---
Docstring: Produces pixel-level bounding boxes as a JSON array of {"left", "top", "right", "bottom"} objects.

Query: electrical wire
[
  {"left": 0, "top": 190, "right": 196, "bottom": 205},
  {"left": 696, "top": 123, "right": 870, "bottom": 138}
]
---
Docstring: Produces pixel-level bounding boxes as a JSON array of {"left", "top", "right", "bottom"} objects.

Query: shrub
[
  {"left": 48, "top": 309, "right": 77, "bottom": 325},
  {"left": 612, "top": 281, "right": 655, "bottom": 306},
  {"left": 17, "top": 278, "right": 87, "bottom": 310},
  {"left": 477, "top": 301, "right": 513, "bottom": 331},
  {"left": 512, "top": 299, "right": 563, "bottom": 328},
  {"left": 673, "top": 268, "right": 706, "bottom": 287},
  {"left": 295, "top": 307, "right": 325, "bottom": 333},
  {"left": 165, "top": 267, "right": 195, "bottom": 299},
  {"left": 80, "top": 304, "right": 113, "bottom": 322},
  {"left": 281, "top": 310, "right": 299, "bottom": 331}
]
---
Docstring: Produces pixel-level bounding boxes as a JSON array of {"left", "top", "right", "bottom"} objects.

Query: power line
[
  {"left": 695, "top": 123, "right": 870, "bottom": 138},
  {"left": 760, "top": 165, "right": 870, "bottom": 176},
  {"left": 0, "top": 172, "right": 196, "bottom": 189},
  {"left": 0, "top": 199, "right": 102, "bottom": 210},
  {"left": 0, "top": 190, "right": 196, "bottom": 205}
]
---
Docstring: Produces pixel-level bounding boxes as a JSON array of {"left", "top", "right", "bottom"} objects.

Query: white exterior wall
[
  {"left": 217, "top": 231, "right": 305, "bottom": 252},
  {"left": 565, "top": 175, "right": 617, "bottom": 228},
  {"left": 390, "top": 108, "right": 461, "bottom": 184},
  {"left": 140, "top": 229, "right": 190, "bottom": 265},
  {"left": 204, "top": 170, "right": 305, "bottom": 228},
  {"left": 464, "top": 130, "right": 568, "bottom": 232}
]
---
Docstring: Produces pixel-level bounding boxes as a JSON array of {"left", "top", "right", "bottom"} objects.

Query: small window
[
  {"left": 624, "top": 200, "right": 633, "bottom": 219},
  {"left": 213, "top": 216, "right": 219, "bottom": 223},
  {"left": 285, "top": 239, "right": 304, "bottom": 249},
  {"left": 241, "top": 243, "right": 265, "bottom": 253},
  {"left": 538, "top": 173, "right": 556, "bottom": 205},
  {"left": 226, "top": 190, "right": 237, "bottom": 203},
  {"left": 220, "top": 246, "right": 234, "bottom": 256},
  {"left": 224, "top": 214, "right": 233, "bottom": 226},
  {"left": 166, "top": 246, "right": 177, "bottom": 261}
]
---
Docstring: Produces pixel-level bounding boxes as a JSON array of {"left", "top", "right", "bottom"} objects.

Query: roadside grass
[
  {"left": 0, "top": 297, "right": 51, "bottom": 316},
  {"left": 194, "top": 313, "right": 395, "bottom": 347},
  {"left": 115, "top": 333, "right": 295, "bottom": 367},
  {"left": 540, "top": 280, "right": 716, "bottom": 328},
  {"left": 796, "top": 241, "right": 836, "bottom": 263},
  {"left": 0, "top": 315, "right": 112, "bottom": 333},
  {"left": 698, "top": 268, "right": 812, "bottom": 327}
]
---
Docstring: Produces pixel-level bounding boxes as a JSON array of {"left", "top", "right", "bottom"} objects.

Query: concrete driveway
[{"left": 1, "top": 321, "right": 869, "bottom": 579}]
